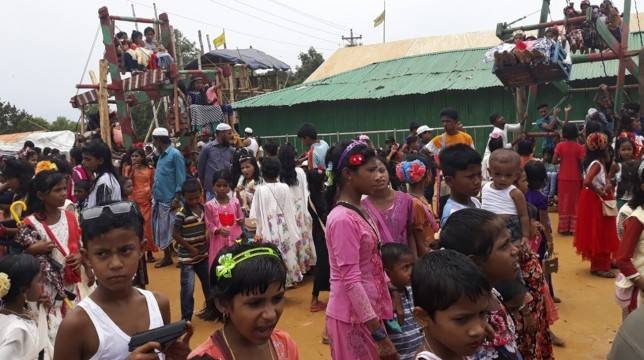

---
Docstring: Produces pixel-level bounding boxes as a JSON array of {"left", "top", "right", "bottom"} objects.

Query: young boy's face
[
  {"left": 184, "top": 190, "right": 202, "bottom": 207},
  {"left": 416, "top": 294, "right": 491, "bottom": 357},
  {"left": 441, "top": 116, "right": 458, "bottom": 135},
  {"left": 300, "top": 136, "right": 313, "bottom": 147},
  {"left": 446, "top": 164, "right": 482, "bottom": 198},
  {"left": 489, "top": 160, "right": 519, "bottom": 189},
  {"left": 538, "top": 106, "right": 549, "bottom": 118},
  {"left": 123, "top": 180, "right": 133, "bottom": 197},
  {"left": 385, "top": 253, "right": 415, "bottom": 290},
  {"left": 493, "top": 116, "right": 506, "bottom": 129},
  {"left": 82, "top": 228, "right": 142, "bottom": 291},
  {"left": 515, "top": 171, "right": 528, "bottom": 194}
]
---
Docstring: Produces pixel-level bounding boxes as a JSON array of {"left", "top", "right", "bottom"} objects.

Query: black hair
[
  {"left": 325, "top": 141, "right": 378, "bottom": 207},
  {"left": 81, "top": 201, "right": 144, "bottom": 246},
  {"left": 542, "top": 147, "right": 554, "bottom": 159},
  {"left": 263, "top": 142, "right": 279, "bottom": 157},
  {"left": 181, "top": 177, "right": 202, "bottom": 194},
  {"left": 296, "top": 123, "right": 318, "bottom": 140},
  {"left": 33, "top": 147, "right": 41, "bottom": 155},
  {"left": 27, "top": 170, "right": 67, "bottom": 214},
  {"left": 517, "top": 138, "right": 534, "bottom": 156},
  {"left": 488, "top": 137, "right": 504, "bottom": 153},
  {"left": 2, "top": 158, "right": 34, "bottom": 197},
  {"left": 438, "top": 208, "right": 506, "bottom": 261},
  {"left": 231, "top": 148, "right": 260, "bottom": 185},
  {"left": 562, "top": 123, "right": 578, "bottom": 140},
  {"left": 131, "top": 30, "right": 143, "bottom": 41},
  {"left": 53, "top": 158, "right": 72, "bottom": 175},
  {"left": 409, "top": 121, "right": 420, "bottom": 132},
  {"left": 618, "top": 160, "right": 638, "bottom": 201},
  {"left": 70, "top": 147, "right": 83, "bottom": 165},
  {"left": 495, "top": 279, "right": 527, "bottom": 305},
  {"left": 524, "top": 160, "right": 547, "bottom": 190},
  {"left": 615, "top": 137, "right": 636, "bottom": 163},
  {"left": 439, "top": 108, "right": 458, "bottom": 121},
  {"left": 489, "top": 113, "right": 502, "bottom": 125},
  {"left": 381, "top": 243, "right": 413, "bottom": 269},
  {"left": 307, "top": 168, "right": 327, "bottom": 223},
  {"left": 438, "top": 144, "right": 482, "bottom": 177},
  {"left": 152, "top": 135, "right": 171, "bottom": 145},
  {"left": 130, "top": 148, "right": 150, "bottom": 167},
  {"left": 116, "top": 31, "right": 128, "bottom": 40},
  {"left": 199, "top": 242, "right": 287, "bottom": 321},
  {"left": 628, "top": 160, "right": 644, "bottom": 209},
  {"left": 43, "top": 147, "right": 51, "bottom": 157},
  {"left": 619, "top": 113, "right": 638, "bottom": 133},
  {"left": 75, "top": 179, "right": 91, "bottom": 191},
  {"left": 23, "top": 141, "right": 34, "bottom": 149},
  {"left": 537, "top": 103, "right": 549, "bottom": 110},
  {"left": 212, "top": 168, "right": 234, "bottom": 188},
  {"left": 260, "top": 156, "right": 281, "bottom": 180},
  {"left": 278, "top": 143, "right": 298, "bottom": 187},
  {"left": 0, "top": 254, "right": 41, "bottom": 303},
  {"left": 82, "top": 140, "right": 117, "bottom": 180},
  {"left": 412, "top": 249, "right": 491, "bottom": 319},
  {"left": 144, "top": 26, "right": 155, "bottom": 35},
  {"left": 583, "top": 148, "right": 609, "bottom": 170}
]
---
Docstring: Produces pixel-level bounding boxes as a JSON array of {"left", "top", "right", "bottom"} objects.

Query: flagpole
[
  {"left": 383, "top": 0, "right": 386, "bottom": 43},
  {"left": 223, "top": 29, "right": 227, "bottom": 49}
]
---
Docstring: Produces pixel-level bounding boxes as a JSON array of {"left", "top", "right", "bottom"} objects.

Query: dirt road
[{"left": 147, "top": 216, "right": 620, "bottom": 359}]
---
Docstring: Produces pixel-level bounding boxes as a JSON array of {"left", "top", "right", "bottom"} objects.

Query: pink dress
[
  {"left": 325, "top": 205, "right": 393, "bottom": 360},
  {"left": 204, "top": 197, "right": 244, "bottom": 269}
]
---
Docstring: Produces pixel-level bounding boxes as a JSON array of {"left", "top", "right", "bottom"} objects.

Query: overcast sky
[{"left": 0, "top": 0, "right": 630, "bottom": 122}]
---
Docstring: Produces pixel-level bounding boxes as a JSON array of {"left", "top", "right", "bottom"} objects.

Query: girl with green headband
[{"left": 190, "top": 242, "right": 299, "bottom": 359}]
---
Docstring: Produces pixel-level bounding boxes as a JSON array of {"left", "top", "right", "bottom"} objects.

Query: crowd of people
[{"left": 1, "top": 91, "right": 644, "bottom": 359}]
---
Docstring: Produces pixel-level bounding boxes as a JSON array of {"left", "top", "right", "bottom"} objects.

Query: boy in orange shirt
[{"left": 425, "top": 108, "right": 474, "bottom": 155}]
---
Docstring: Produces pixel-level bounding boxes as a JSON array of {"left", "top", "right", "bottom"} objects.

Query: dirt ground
[{"left": 147, "top": 216, "right": 621, "bottom": 359}]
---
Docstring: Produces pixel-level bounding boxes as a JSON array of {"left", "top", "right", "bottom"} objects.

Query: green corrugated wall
[{"left": 238, "top": 79, "right": 638, "bottom": 152}]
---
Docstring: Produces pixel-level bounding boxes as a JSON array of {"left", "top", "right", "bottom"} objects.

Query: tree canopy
[
  {"left": 0, "top": 100, "right": 76, "bottom": 134},
  {"left": 287, "top": 47, "right": 325, "bottom": 86}
]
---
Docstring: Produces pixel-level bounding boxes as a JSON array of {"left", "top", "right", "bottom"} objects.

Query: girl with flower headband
[
  {"left": 15, "top": 166, "right": 93, "bottom": 344},
  {"left": 574, "top": 132, "right": 620, "bottom": 278},
  {"left": 395, "top": 155, "right": 439, "bottom": 256},
  {"left": 0, "top": 254, "right": 51, "bottom": 359},
  {"left": 324, "top": 140, "right": 398, "bottom": 360},
  {"left": 189, "top": 242, "right": 299, "bottom": 359}
]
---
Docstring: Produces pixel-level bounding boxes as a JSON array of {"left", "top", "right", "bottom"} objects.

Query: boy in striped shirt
[
  {"left": 382, "top": 244, "right": 423, "bottom": 359},
  {"left": 174, "top": 178, "right": 209, "bottom": 321}
]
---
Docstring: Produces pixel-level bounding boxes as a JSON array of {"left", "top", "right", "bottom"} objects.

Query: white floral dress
[
  {"left": 250, "top": 182, "right": 303, "bottom": 286},
  {"left": 288, "top": 167, "right": 317, "bottom": 273}
]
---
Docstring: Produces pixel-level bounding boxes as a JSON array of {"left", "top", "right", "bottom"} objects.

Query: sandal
[
  {"left": 591, "top": 270, "right": 615, "bottom": 278},
  {"left": 154, "top": 257, "right": 173, "bottom": 268},
  {"left": 146, "top": 253, "right": 157, "bottom": 263},
  {"left": 310, "top": 301, "right": 327, "bottom": 313},
  {"left": 550, "top": 331, "right": 566, "bottom": 347},
  {"left": 553, "top": 296, "right": 562, "bottom": 304}
]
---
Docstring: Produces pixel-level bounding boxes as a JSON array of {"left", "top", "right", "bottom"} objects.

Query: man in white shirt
[
  {"left": 243, "top": 127, "right": 259, "bottom": 156},
  {"left": 484, "top": 113, "right": 523, "bottom": 157}
]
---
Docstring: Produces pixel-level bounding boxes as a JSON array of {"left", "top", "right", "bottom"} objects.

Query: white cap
[
  {"left": 416, "top": 125, "right": 431, "bottom": 135},
  {"left": 152, "top": 127, "right": 169, "bottom": 137},
  {"left": 587, "top": 108, "right": 598, "bottom": 116},
  {"left": 216, "top": 123, "right": 232, "bottom": 131},
  {"left": 244, "top": 127, "right": 253, "bottom": 134},
  {"left": 197, "top": 141, "right": 205, "bottom": 147}
]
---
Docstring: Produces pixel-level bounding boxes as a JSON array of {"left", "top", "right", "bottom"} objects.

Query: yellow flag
[
  {"left": 213, "top": 32, "right": 226, "bottom": 48},
  {"left": 373, "top": 10, "right": 385, "bottom": 27}
]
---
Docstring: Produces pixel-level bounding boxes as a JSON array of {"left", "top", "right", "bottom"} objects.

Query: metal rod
[
  {"left": 206, "top": 34, "right": 212, "bottom": 52},
  {"left": 615, "top": 0, "right": 631, "bottom": 111},
  {"left": 131, "top": 4, "right": 139, "bottom": 31},
  {"left": 571, "top": 49, "right": 639, "bottom": 63},
  {"left": 109, "top": 15, "right": 162, "bottom": 24},
  {"left": 503, "top": 15, "right": 586, "bottom": 36},
  {"left": 568, "top": 84, "right": 639, "bottom": 93}
]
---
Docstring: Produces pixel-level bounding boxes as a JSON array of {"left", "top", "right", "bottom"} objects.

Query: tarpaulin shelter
[
  {"left": 0, "top": 131, "right": 76, "bottom": 156},
  {"left": 185, "top": 48, "right": 291, "bottom": 70}
]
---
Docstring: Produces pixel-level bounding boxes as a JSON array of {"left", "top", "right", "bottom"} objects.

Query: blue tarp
[{"left": 185, "top": 48, "right": 291, "bottom": 71}]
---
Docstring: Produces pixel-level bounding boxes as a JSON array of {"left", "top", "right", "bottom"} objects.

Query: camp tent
[{"left": 0, "top": 131, "right": 76, "bottom": 156}]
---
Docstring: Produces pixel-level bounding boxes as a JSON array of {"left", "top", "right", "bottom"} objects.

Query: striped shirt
[
  {"left": 174, "top": 204, "right": 208, "bottom": 264},
  {"left": 390, "top": 287, "right": 423, "bottom": 360}
]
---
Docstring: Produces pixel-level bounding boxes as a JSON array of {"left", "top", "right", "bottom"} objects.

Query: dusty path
[{"left": 147, "top": 216, "right": 620, "bottom": 359}]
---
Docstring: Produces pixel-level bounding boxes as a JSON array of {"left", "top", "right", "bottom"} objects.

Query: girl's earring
[{"left": 222, "top": 312, "right": 229, "bottom": 322}]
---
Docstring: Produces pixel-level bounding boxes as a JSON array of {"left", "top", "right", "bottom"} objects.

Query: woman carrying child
[
  {"left": 123, "top": 148, "right": 157, "bottom": 263},
  {"left": 16, "top": 165, "right": 92, "bottom": 344},
  {"left": 574, "top": 132, "right": 619, "bottom": 278},
  {"left": 189, "top": 243, "right": 299, "bottom": 359},
  {"left": 0, "top": 254, "right": 52, "bottom": 359},
  {"left": 325, "top": 140, "right": 398, "bottom": 359}
]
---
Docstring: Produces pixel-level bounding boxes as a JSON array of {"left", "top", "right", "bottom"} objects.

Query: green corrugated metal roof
[{"left": 235, "top": 34, "right": 644, "bottom": 109}]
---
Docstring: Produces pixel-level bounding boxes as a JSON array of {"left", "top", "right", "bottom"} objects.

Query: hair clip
[
  {"left": 0, "top": 272, "right": 11, "bottom": 298},
  {"left": 215, "top": 247, "right": 280, "bottom": 280},
  {"left": 35, "top": 161, "right": 58, "bottom": 175}
]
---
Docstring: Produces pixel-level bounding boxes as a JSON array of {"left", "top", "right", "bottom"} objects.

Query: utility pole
[
  {"left": 342, "top": 29, "right": 362, "bottom": 47},
  {"left": 206, "top": 34, "right": 212, "bottom": 52}
]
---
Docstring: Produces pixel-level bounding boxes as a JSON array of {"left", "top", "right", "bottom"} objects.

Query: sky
[{"left": 0, "top": 0, "right": 632, "bottom": 122}]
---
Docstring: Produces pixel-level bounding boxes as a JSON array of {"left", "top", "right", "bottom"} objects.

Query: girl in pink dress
[
  {"left": 325, "top": 140, "right": 397, "bottom": 360},
  {"left": 204, "top": 169, "right": 244, "bottom": 269}
]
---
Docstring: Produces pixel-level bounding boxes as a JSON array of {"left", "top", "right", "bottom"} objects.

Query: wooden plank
[{"left": 98, "top": 59, "right": 111, "bottom": 148}]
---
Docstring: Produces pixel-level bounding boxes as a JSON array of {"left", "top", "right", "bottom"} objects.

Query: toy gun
[{"left": 128, "top": 320, "right": 188, "bottom": 352}]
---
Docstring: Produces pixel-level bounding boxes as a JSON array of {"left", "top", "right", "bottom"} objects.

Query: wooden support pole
[
  {"left": 537, "top": 0, "right": 551, "bottom": 38},
  {"left": 131, "top": 4, "right": 139, "bottom": 31},
  {"left": 525, "top": 85, "right": 538, "bottom": 132},
  {"left": 614, "top": 0, "right": 631, "bottom": 113},
  {"left": 98, "top": 59, "right": 111, "bottom": 149},
  {"left": 198, "top": 30, "right": 204, "bottom": 54},
  {"left": 173, "top": 79, "right": 180, "bottom": 134},
  {"left": 206, "top": 34, "right": 212, "bottom": 52}
]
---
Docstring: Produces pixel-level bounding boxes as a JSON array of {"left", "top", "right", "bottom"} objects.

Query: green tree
[
  {"left": 287, "top": 47, "right": 325, "bottom": 86},
  {"left": 174, "top": 29, "right": 201, "bottom": 68},
  {"left": 50, "top": 116, "right": 78, "bottom": 132},
  {"left": 0, "top": 100, "right": 50, "bottom": 134}
]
